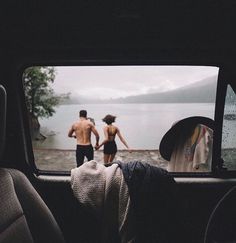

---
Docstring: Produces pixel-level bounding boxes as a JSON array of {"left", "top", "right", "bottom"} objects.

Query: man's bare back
[
  {"left": 68, "top": 118, "right": 99, "bottom": 146},
  {"left": 72, "top": 119, "right": 92, "bottom": 145}
]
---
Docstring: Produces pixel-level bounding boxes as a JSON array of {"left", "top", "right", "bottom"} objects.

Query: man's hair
[
  {"left": 102, "top": 114, "right": 116, "bottom": 125},
  {"left": 79, "top": 110, "right": 87, "bottom": 118}
]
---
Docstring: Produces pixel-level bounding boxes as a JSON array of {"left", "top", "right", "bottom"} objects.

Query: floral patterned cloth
[{"left": 168, "top": 124, "right": 213, "bottom": 172}]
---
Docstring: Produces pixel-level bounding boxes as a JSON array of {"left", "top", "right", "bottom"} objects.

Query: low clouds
[{"left": 52, "top": 66, "right": 219, "bottom": 99}]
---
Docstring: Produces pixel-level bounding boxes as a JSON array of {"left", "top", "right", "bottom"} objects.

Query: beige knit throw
[{"left": 71, "top": 161, "right": 134, "bottom": 243}]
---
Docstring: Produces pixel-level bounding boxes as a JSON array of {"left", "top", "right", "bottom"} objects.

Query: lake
[{"left": 34, "top": 103, "right": 215, "bottom": 150}]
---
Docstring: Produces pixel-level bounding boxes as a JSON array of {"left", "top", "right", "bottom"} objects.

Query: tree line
[{"left": 23, "top": 66, "right": 69, "bottom": 140}]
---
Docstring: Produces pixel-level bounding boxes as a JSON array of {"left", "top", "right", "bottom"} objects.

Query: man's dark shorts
[{"left": 76, "top": 144, "right": 94, "bottom": 167}]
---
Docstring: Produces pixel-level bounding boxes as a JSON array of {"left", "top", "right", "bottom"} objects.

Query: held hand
[{"left": 95, "top": 144, "right": 100, "bottom": 150}]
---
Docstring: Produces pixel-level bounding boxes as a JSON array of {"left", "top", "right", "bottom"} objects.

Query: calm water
[{"left": 34, "top": 103, "right": 215, "bottom": 150}]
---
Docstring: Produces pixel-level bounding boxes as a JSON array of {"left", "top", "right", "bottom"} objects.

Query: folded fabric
[
  {"left": 115, "top": 161, "right": 179, "bottom": 243},
  {"left": 71, "top": 161, "right": 134, "bottom": 243},
  {"left": 71, "top": 160, "right": 179, "bottom": 243}
]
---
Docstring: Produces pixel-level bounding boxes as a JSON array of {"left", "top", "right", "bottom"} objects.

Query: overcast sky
[{"left": 52, "top": 66, "right": 219, "bottom": 99}]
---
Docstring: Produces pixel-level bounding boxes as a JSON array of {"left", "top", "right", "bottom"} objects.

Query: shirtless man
[{"left": 68, "top": 110, "right": 99, "bottom": 167}]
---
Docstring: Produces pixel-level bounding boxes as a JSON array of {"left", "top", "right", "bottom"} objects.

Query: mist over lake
[{"left": 33, "top": 103, "right": 215, "bottom": 150}]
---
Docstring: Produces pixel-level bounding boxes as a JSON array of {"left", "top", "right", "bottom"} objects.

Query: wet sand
[{"left": 33, "top": 149, "right": 168, "bottom": 171}]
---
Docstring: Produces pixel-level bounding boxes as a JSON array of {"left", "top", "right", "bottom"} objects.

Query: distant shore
[{"left": 33, "top": 148, "right": 168, "bottom": 171}]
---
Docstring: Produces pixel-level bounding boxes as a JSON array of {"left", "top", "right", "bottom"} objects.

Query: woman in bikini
[{"left": 97, "top": 114, "right": 131, "bottom": 164}]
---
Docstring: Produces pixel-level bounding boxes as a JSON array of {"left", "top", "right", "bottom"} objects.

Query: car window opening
[
  {"left": 22, "top": 65, "right": 219, "bottom": 173},
  {"left": 221, "top": 84, "right": 236, "bottom": 170}
]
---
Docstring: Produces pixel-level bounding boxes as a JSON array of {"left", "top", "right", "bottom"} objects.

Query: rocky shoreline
[
  {"left": 33, "top": 149, "right": 168, "bottom": 171},
  {"left": 33, "top": 148, "right": 236, "bottom": 171}
]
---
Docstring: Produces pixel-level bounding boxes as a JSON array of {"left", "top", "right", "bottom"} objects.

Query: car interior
[{"left": 1, "top": 1, "right": 236, "bottom": 243}]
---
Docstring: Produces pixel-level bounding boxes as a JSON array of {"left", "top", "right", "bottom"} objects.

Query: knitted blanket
[{"left": 71, "top": 161, "right": 134, "bottom": 243}]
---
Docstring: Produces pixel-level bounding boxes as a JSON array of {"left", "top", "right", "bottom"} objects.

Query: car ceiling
[{"left": 0, "top": 1, "right": 235, "bottom": 51}]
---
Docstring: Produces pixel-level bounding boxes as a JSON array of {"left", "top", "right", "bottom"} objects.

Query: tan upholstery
[{"left": 0, "top": 85, "right": 65, "bottom": 243}]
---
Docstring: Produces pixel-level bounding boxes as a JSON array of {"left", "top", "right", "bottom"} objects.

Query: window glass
[
  {"left": 222, "top": 85, "right": 236, "bottom": 170},
  {"left": 23, "top": 66, "right": 218, "bottom": 172}
]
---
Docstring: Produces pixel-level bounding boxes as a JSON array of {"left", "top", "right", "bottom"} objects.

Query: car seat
[{"left": 0, "top": 85, "right": 65, "bottom": 243}]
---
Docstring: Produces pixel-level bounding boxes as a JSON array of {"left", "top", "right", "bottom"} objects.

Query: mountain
[
  {"left": 108, "top": 76, "right": 217, "bottom": 104},
  {"left": 60, "top": 76, "right": 218, "bottom": 104}
]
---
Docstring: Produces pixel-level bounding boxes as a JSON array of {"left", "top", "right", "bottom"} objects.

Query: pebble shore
[{"left": 33, "top": 149, "right": 168, "bottom": 171}]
